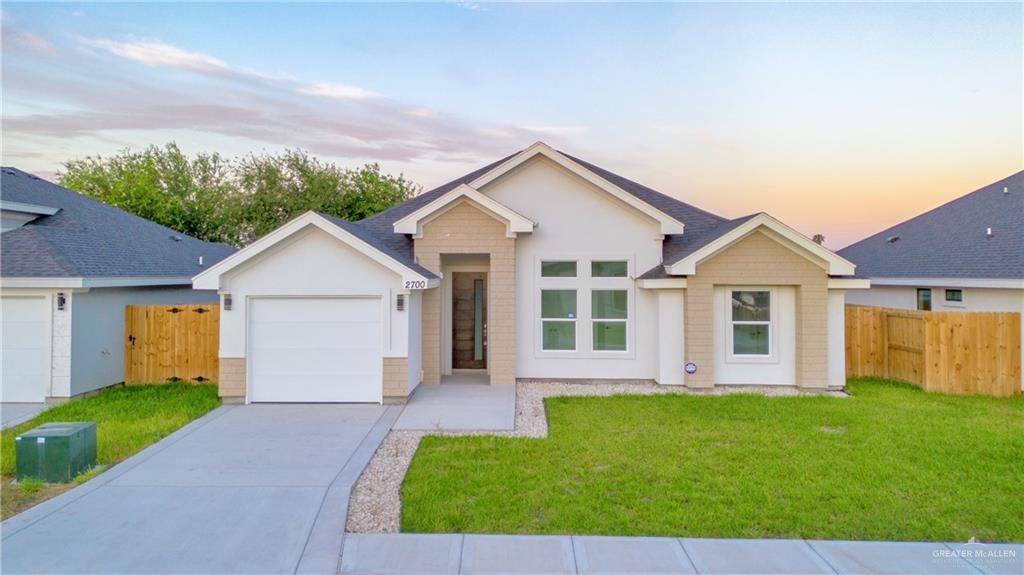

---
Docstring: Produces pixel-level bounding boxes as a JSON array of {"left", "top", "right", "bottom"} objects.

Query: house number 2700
[{"left": 404, "top": 280, "right": 427, "bottom": 290}]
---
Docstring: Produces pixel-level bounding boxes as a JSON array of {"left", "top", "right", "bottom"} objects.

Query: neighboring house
[
  {"left": 839, "top": 171, "right": 1024, "bottom": 392},
  {"left": 839, "top": 171, "right": 1023, "bottom": 314},
  {"left": 195, "top": 142, "right": 867, "bottom": 404},
  {"left": 1, "top": 167, "right": 235, "bottom": 403}
]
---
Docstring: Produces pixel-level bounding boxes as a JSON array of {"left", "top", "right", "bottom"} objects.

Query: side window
[
  {"left": 917, "top": 288, "right": 932, "bottom": 311},
  {"left": 731, "top": 290, "right": 771, "bottom": 356},
  {"left": 944, "top": 289, "right": 963, "bottom": 303}
]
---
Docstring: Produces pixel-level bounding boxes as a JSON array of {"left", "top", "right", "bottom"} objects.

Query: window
[
  {"left": 945, "top": 289, "right": 963, "bottom": 303},
  {"left": 731, "top": 290, "right": 770, "bottom": 356},
  {"left": 541, "top": 289, "right": 576, "bottom": 350},
  {"left": 592, "top": 290, "right": 627, "bottom": 351},
  {"left": 541, "top": 261, "right": 576, "bottom": 278},
  {"left": 591, "top": 261, "right": 627, "bottom": 278},
  {"left": 917, "top": 288, "right": 932, "bottom": 311}
]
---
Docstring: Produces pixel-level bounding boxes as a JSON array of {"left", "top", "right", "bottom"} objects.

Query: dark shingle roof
[
  {"left": 1, "top": 167, "right": 236, "bottom": 280},
  {"left": 837, "top": 171, "right": 1024, "bottom": 279},
  {"left": 638, "top": 214, "right": 760, "bottom": 279},
  {"left": 354, "top": 149, "right": 730, "bottom": 271}
]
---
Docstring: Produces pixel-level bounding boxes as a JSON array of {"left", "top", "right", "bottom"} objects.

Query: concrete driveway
[{"left": 1, "top": 403, "right": 400, "bottom": 575}]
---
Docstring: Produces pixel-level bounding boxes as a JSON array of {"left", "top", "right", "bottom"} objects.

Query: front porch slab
[{"left": 392, "top": 383, "right": 515, "bottom": 431}]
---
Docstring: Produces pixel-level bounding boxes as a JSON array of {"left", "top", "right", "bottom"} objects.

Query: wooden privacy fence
[
  {"left": 845, "top": 305, "right": 1021, "bottom": 396},
  {"left": 124, "top": 304, "right": 220, "bottom": 384}
]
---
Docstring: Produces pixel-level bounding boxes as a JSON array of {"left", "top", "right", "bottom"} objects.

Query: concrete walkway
[
  {"left": 341, "top": 533, "right": 1022, "bottom": 574},
  {"left": 1, "top": 403, "right": 401, "bottom": 575},
  {"left": 1, "top": 402, "right": 47, "bottom": 429},
  {"left": 393, "top": 383, "right": 515, "bottom": 431}
]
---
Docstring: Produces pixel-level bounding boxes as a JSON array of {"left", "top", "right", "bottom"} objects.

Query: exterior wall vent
[{"left": 396, "top": 293, "right": 406, "bottom": 311}]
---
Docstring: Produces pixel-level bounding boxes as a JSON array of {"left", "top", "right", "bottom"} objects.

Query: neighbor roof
[
  {"left": 1, "top": 167, "right": 236, "bottom": 280},
  {"left": 838, "top": 171, "right": 1024, "bottom": 279}
]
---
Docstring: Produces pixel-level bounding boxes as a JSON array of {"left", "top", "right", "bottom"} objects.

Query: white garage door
[
  {"left": 1, "top": 296, "right": 50, "bottom": 402},
  {"left": 248, "top": 297, "right": 383, "bottom": 403}
]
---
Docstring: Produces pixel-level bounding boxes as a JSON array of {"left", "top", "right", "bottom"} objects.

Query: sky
[{"left": 2, "top": 2, "right": 1021, "bottom": 249}]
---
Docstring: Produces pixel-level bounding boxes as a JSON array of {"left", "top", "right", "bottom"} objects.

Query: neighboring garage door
[
  {"left": 248, "top": 297, "right": 383, "bottom": 403},
  {"left": 1, "top": 296, "right": 49, "bottom": 402}
]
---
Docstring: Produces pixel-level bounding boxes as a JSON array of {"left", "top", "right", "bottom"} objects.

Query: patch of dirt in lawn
[{"left": 1, "top": 479, "right": 75, "bottom": 520}]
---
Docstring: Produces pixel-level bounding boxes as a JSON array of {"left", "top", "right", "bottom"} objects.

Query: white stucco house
[
  {"left": 195, "top": 143, "right": 868, "bottom": 404},
  {"left": 0, "top": 167, "right": 235, "bottom": 404}
]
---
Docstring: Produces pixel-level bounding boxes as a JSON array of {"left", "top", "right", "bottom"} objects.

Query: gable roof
[
  {"left": 359, "top": 146, "right": 734, "bottom": 269},
  {"left": 838, "top": 171, "right": 1024, "bottom": 280},
  {"left": 392, "top": 184, "right": 535, "bottom": 238},
  {"left": 1, "top": 167, "right": 235, "bottom": 284},
  {"left": 192, "top": 211, "right": 438, "bottom": 290}
]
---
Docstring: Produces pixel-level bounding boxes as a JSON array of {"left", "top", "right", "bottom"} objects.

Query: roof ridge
[{"left": 840, "top": 170, "right": 1024, "bottom": 252}]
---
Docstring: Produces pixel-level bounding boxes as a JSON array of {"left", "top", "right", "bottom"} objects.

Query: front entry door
[{"left": 452, "top": 272, "right": 487, "bottom": 369}]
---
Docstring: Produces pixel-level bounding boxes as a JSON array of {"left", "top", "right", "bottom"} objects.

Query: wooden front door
[{"left": 452, "top": 272, "right": 487, "bottom": 369}]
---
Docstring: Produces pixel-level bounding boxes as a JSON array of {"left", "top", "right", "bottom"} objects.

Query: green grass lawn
[
  {"left": 403, "top": 379, "right": 1024, "bottom": 542},
  {"left": 1, "top": 383, "right": 220, "bottom": 519}
]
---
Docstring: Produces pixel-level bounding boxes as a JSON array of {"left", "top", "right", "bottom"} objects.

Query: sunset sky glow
[{"left": 2, "top": 2, "right": 1021, "bottom": 248}]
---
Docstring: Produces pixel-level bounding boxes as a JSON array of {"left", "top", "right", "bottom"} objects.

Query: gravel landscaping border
[{"left": 345, "top": 381, "right": 844, "bottom": 533}]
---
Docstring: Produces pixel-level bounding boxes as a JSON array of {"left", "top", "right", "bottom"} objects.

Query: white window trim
[
  {"left": 535, "top": 255, "right": 635, "bottom": 358},
  {"left": 725, "top": 287, "right": 778, "bottom": 364}
]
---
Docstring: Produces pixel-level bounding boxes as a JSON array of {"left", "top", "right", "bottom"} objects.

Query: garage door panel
[
  {"left": 248, "top": 297, "right": 383, "bottom": 403},
  {"left": 250, "top": 321, "right": 380, "bottom": 350},
  {"left": 250, "top": 350, "right": 381, "bottom": 376},
  {"left": 1, "top": 296, "right": 49, "bottom": 402},
  {"left": 254, "top": 298, "right": 380, "bottom": 322}
]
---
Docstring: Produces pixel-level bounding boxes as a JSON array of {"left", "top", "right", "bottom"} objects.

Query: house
[
  {"left": 839, "top": 171, "right": 1023, "bottom": 314},
  {"left": 194, "top": 143, "right": 867, "bottom": 404},
  {"left": 0, "top": 167, "right": 235, "bottom": 403}
]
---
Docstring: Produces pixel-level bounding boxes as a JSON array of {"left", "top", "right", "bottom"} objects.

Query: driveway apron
[{"left": 1, "top": 403, "right": 397, "bottom": 575}]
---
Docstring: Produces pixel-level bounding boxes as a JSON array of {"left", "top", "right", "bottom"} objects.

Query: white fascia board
[
  {"left": 637, "top": 278, "right": 688, "bottom": 289},
  {"left": 468, "top": 141, "right": 685, "bottom": 235},
  {"left": 0, "top": 276, "right": 193, "bottom": 289},
  {"left": 393, "top": 184, "right": 535, "bottom": 238},
  {"left": 828, "top": 278, "right": 871, "bottom": 290},
  {"left": 0, "top": 200, "right": 60, "bottom": 216},
  {"left": 867, "top": 277, "right": 1024, "bottom": 289},
  {"left": 667, "top": 213, "right": 857, "bottom": 276},
  {"left": 193, "top": 211, "right": 433, "bottom": 290}
]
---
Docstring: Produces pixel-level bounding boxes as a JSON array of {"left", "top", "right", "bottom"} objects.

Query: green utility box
[{"left": 15, "top": 422, "right": 97, "bottom": 483}]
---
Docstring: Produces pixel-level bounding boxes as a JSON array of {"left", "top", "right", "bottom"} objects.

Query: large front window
[
  {"left": 541, "top": 289, "right": 576, "bottom": 350},
  {"left": 731, "top": 290, "right": 770, "bottom": 356},
  {"left": 539, "top": 258, "right": 630, "bottom": 353},
  {"left": 592, "top": 289, "right": 627, "bottom": 351}
]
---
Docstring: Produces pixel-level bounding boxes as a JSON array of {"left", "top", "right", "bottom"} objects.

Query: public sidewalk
[{"left": 340, "top": 533, "right": 1022, "bottom": 574}]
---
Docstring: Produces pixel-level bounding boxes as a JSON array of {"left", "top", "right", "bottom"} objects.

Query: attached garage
[
  {"left": 1, "top": 295, "right": 50, "bottom": 402},
  {"left": 193, "top": 213, "right": 437, "bottom": 404},
  {"left": 248, "top": 297, "right": 383, "bottom": 403}
]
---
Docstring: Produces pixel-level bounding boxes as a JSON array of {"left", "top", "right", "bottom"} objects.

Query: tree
[
  {"left": 58, "top": 144, "right": 419, "bottom": 247},
  {"left": 232, "top": 150, "right": 417, "bottom": 245},
  {"left": 59, "top": 143, "right": 239, "bottom": 244}
]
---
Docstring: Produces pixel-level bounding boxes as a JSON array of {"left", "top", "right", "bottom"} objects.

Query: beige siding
[
  {"left": 685, "top": 230, "right": 829, "bottom": 389},
  {"left": 383, "top": 356, "right": 409, "bottom": 400},
  {"left": 218, "top": 357, "right": 246, "bottom": 398},
  {"left": 415, "top": 200, "right": 516, "bottom": 385}
]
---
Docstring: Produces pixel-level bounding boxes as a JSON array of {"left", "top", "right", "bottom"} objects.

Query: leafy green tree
[
  {"left": 58, "top": 143, "right": 239, "bottom": 244},
  {"left": 58, "top": 144, "right": 418, "bottom": 247}
]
